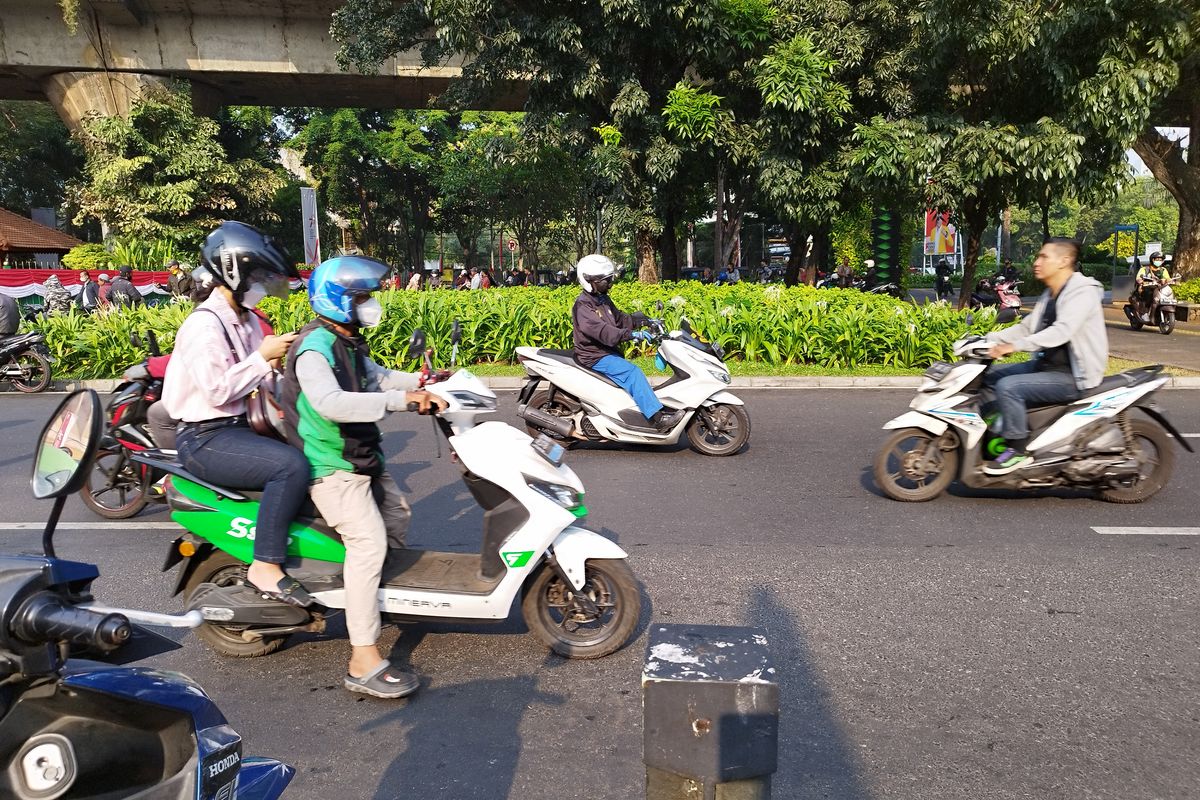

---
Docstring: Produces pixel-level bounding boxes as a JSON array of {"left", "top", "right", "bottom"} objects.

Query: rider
[
  {"left": 279, "top": 256, "right": 446, "bottom": 699},
  {"left": 162, "top": 222, "right": 311, "bottom": 606},
  {"left": 1133, "top": 252, "right": 1171, "bottom": 319},
  {"left": 0, "top": 292, "right": 18, "bottom": 338},
  {"left": 572, "top": 254, "right": 684, "bottom": 432},
  {"left": 982, "top": 238, "right": 1107, "bottom": 475}
]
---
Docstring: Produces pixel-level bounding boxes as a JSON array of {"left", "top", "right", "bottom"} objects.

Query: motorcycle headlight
[
  {"left": 525, "top": 478, "right": 586, "bottom": 515},
  {"left": 707, "top": 368, "right": 731, "bottom": 384},
  {"left": 449, "top": 391, "right": 496, "bottom": 410}
]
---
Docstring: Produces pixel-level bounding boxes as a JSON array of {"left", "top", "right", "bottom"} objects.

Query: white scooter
[
  {"left": 873, "top": 335, "right": 1192, "bottom": 502},
  {"left": 515, "top": 311, "right": 749, "bottom": 456},
  {"left": 148, "top": 324, "right": 641, "bottom": 660}
]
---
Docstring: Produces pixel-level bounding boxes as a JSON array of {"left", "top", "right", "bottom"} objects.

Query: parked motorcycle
[
  {"left": 969, "top": 275, "right": 1022, "bottom": 322},
  {"left": 79, "top": 331, "right": 168, "bottom": 519},
  {"left": 0, "top": 329, "right": 53, "bottom": 393},
  {"left": 1124, "top": 277, "right": 1178, "bottom": 335},
  {"left": 136, "top": 325, "right": 641, "bottom": 661},
  {"left": 515, "top": 309, "right": 749, "bottom": 456},
  {"left": 2, "top": 389, "right": 293, "bottom": 800},
  {"left": 873, "top": 336, "right": 1191, "bottom": 503}
]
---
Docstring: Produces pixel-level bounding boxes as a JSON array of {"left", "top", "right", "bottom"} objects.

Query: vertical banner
[
  {"left": 301, "top": 187, "right": 322, "bottom": 267},
  {"left": 924, "top": 211, "right": 956, "bottom": 256}
]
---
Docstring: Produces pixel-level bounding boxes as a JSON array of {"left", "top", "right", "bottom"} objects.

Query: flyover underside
[{"left": 0, "top": 66, "right": 525, "bottom": 112}]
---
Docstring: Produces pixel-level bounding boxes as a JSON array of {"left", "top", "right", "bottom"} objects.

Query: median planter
[{"left": 1177, "top": 303, "right": 1199, "bottom": 323}]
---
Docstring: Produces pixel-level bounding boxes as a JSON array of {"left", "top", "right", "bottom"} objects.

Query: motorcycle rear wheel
[
  {"left": 874, "top": 428, "right": 958, "bottom": 502},
  {"left": 522, "top": 558, "right": 640, "bottom": 659},
  {"left": 1097, "top": 419, "right": 1175, "bottom": 504},
  {"left": 523, "top": 388, "right": 578, "bottom": 447},
  {"left": 183, "top": 551, "right": 290, "bottom": 657},
  {"left": 8, "top": 351, "right": 51, "bottom": 393},
  {"left": 79, "top": 448, "right": 150, "bottom": 519}
]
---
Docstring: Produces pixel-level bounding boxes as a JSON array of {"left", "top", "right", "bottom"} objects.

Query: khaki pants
[{"left": 309, "top": 471, "right": 411, "bottom": 647}]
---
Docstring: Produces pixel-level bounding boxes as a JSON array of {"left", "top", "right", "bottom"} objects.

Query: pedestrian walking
[{"left": 109, "top": 265, "right": 144, "bottom": 308}]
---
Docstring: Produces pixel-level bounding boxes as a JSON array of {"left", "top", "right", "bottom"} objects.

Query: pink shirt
[{"left": 163, "top": 293, "right": 272, "bottom": 423}]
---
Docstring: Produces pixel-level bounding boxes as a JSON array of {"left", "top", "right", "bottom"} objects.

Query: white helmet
[
  {"left": 863, "top": 259, "right": 875, "bottom": 269},
  {"left": 577, "top": 253, "right": 618, "bottom": 293}
]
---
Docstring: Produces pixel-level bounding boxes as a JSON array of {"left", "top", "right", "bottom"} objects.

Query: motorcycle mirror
[
  {"left": 680, "top": 317, "right": 694, "bottom": 335},
  {"left": 129, "top": 332, "right": 142, "bottom": 349},
  {"left": 32, "top": 390, "right": 101, "bottom": 501},
  {"left": 451, "top": 319, "right": 462, "bottom": 346},
  {"left": 964, "top": 313, "right": 975, "bottom": 327},
  {"left": 656, "top": 300, "right": 664, "bottom": 312},
  {"left": 407, "top": 329, "right": 427, "bottom": 359}
]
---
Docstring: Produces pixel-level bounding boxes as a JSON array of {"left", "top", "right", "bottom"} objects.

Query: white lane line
[
  {"left": 1181, "top": 433, "right": 1200, "bottom": 439},
  {"left": 0, "top": 522, "right": 180, "bottom": 530},
  {"left": 1092, "top": 527, "right": 1200, "bottom": 536}
]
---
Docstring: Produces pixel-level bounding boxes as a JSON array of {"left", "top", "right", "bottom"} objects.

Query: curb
[{"left": 17, "top": 375, "right": 1200, "bottom": 394}]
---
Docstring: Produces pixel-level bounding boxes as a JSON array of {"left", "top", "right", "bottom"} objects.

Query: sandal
[
  {"left": 252, "top": 575, "right": 315, "bottom": 608},
  {"left": 344, "top": 661, "right": 420, "bottom": 699}
]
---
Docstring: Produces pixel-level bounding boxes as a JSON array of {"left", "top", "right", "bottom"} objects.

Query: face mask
[
  {"left": 241, "top": 282, "right": 268, "bottom": 308},
  {"left": 357, "top": 297, "right": 384, "bottom": 328},
  {"left": 1152, "top": 260, "right": 1163, "bottom": 266}
]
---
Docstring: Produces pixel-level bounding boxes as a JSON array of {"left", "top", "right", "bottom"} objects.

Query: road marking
[
  {"left": 0, "top": 521, "right": 180, "bottom": 530},
  {"left": 1181, "top": 433, "right": 1200, "bottom": 438},
  {"left": 1092, "top": 527, "right": 1200, "bottom": 536}
]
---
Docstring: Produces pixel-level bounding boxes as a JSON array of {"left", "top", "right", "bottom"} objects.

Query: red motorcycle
[{"left": 79, "top": 332, "right": 170, "bottom": 518}]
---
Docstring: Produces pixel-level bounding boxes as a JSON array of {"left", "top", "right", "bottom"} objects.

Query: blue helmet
[{"left": 308, "top": 256, "right": 390, "bottom": 324}]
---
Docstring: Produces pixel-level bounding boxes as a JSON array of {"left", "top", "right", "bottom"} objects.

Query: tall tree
[{"left": 0, "top": 101, "right": 83, "bottom": 215}]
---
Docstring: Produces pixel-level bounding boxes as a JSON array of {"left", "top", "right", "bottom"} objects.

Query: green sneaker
[{"left": 984, "top": 448, "right": 1034, "bottom": 475}]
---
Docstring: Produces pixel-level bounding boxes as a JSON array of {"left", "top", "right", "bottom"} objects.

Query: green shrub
[
  {"left": 62, "top": 244, "right": 113, "bottom": 272},
  {"left": 1175, "top": 278, "right": 1200, "bottom": 303},
  {"left": 33, "top": 284, "right": 1006, "bottom": 378},
  {"left": 109, "top": 237, "right": 184, "bottom": 270}
]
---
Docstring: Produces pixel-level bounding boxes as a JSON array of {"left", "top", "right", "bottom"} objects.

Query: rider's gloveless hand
[
  {"left": 258, "top": 332, "right": 297, "bottom": 362},
  {"left": 405, "top": 390, "right": 447, "bottom": 414}
]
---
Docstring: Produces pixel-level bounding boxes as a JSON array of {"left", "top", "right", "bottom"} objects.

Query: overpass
[{"left": 0, "top": 0, "right": 524, "bottom": 128}]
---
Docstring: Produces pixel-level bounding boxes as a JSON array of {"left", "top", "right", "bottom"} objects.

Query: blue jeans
[
  {"left": 984, "top": 361, "right": 1081, "bottom": 443},
  {"left": 176, "top": 423, "right": 311, "bottom": 565},
  {"left": 592, "top": 354, "right": 664, "bottom": 420}
]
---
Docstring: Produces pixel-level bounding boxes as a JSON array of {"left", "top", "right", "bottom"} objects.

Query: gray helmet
[{"left": 200, "top": 221, "right": 297, "bottom": 296}]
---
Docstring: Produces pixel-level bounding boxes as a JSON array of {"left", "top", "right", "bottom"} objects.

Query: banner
[
  {"left": 301, "top": 187, "right": 322, "bottom": 267},
  {"left": 0, "top": 269, "right": 169, "bottom": 299},
  {"left": 923, "top": 211, "right": 957, "bottom": 256}
]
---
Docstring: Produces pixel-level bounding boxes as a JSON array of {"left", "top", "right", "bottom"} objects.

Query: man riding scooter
[
  {"left": 982, "top": 238, "right": 1108, "bottom": 475},
  {"left": 279, "top": 255, "right": 446, "bottom": 698},
  {"left": 572, "top": 254, "right": 684, "bottom": 431},
  {"left": 1131, "top": 252, "right": 1171, "bottom": 322}
]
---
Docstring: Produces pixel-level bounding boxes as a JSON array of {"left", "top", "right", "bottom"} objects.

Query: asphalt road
[{"left": 1, "top": 390, "right": 1198, "bottom": 800}]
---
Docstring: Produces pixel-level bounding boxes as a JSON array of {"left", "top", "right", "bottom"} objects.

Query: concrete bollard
[{"left": 642, "top": 624, "right": 779, "bottom": 800}]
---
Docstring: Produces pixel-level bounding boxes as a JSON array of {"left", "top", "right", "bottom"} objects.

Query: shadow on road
[
  {"left": 368, "top": 637, "right": 566, "bottom": 800},
  {"left": 748, "top": 585, "right": 873, "bottom": 800}
]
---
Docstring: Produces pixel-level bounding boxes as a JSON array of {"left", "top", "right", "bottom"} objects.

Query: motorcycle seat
[
  {"left": 1025, "top": 366, "right": 1163, "bottom": 411},
  {"left": 0, "top": 332, "right": 42, "bottom": 350},
  {"left": 534, "top": 348, "right": 623, "bottom": 390}
]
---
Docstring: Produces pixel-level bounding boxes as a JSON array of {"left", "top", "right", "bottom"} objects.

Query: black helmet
[
  {"left": 201, "top": 221, "right": 297, "bottom": 297},
  {"left": 1150, "top": 251, "right": 1164, "bottom": 263}
]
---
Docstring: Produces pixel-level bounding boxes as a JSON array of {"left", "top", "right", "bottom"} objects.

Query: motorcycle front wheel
[
  {"left": 1158, "top": 312, "right": 1175, "bottom": 335},
  {"left": 79, "top": 448, "right": 150, "bottom": 518},
  {"left": 522, "top": 558, "right": 640, "bottom": 659},
  {"left": 686, "top": 403, "right": 751, "bottom": 456},
  {"left": 873, "top": 428, "right": 958, "bottom": 502},
  {"left": 7, "top": 351, "right": 52, "bottom": 393}
]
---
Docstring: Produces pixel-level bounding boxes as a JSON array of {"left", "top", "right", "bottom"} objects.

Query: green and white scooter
[{"left": 141, "top": 327, "right": 640, "bottom": 660}]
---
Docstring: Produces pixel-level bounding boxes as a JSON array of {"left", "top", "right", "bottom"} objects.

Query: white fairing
[
  {"left": 516, "top": 326, "right": 740, "bottom": 445},
  {"left": 1028, "top": 378, "right": 1167, "bottom": 451},
  {"left": 552, "top": 527, "right": 629, "bottom": 589},
  {"left": 893, "top": 361, "right": 990, "bottom": 449}
]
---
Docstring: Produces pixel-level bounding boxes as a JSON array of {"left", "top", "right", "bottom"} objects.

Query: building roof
[{"left": 0, "top": 208, "right": 82, "bottom": 253}]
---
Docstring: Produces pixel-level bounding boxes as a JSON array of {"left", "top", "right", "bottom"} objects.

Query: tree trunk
[
  {"left": 659, "top": 205, "right": 679, "bottom": 281},
  {"left": 783, "top": 223, "right": 807, "bottom": 286},
  {"left": 636, "top": 227, "right": 659, "bottom": 283},
  {"left": 714, "top": 165, "right": 725, "bottom": 271},
  {"left": 1134, "top": 64, "right": 1199, "bottom": 278},
  {"left": 958, "top": 199, "right": 989, "bottom": 310},
  {"left": 809, "top": 225, "right": 831, "bottom": 283}
]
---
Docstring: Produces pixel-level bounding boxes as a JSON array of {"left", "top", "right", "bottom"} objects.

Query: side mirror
[
  {"left": 451, "top": 319, "right": 462, "bottom": 346},
  {"left": 407, "top": 329, "right": 427, "bottom": 359},
  {"left": 656, "top": 300, "right": 664, "bottom": 312},
  {"left": 680, "top": 317, "right": 694, "bottom": 335},
  {"left": 964, "top": 312, "right": 975, "bottom": 327},
  {"left": 32, "top": 390, "right": 101, "bottom": 500},
  {"left": 130, "top": 332, "right": 142, "bottom": 349}
]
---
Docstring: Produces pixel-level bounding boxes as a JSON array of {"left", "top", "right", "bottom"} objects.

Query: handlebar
[{"left": 13, "top": 593, "right": 132, "bottom": 652}]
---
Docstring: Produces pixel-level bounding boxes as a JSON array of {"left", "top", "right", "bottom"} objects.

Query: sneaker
[
  {"left": 983, "top": 448, "right": 1034, "bottom": 475},
  {"left": 650, "top": 408, "right": 685, "bottom": 432}
]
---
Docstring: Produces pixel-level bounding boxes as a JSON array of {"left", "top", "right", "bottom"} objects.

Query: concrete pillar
[{"left": 41, "top": 71, "right": 176, "bottom": 130}]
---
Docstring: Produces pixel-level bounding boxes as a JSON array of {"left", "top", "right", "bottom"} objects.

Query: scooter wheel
[
  {"left": 1158, "top": 315, "right": 1175, "bottom": 335},
  {"left": 522, "top": 558, "right": 640, "bottom": 659},
  {"left": 1097, "top": 418, "right": 1175, "bottom": 504},
  {"left": 686, "top": 404, "right": 750, "bottom": 456},
  {"left": 8, "top": 350, "right": 51, "bottom": 393},
  {"left": 873, "top": 428, "right": 958, "bottom": 502},
  {"left": 183, "top": 551, "right": 290, "bottom": 658},
  {"left": 79, "top": 448, "right": 150, "bottom": 519}
]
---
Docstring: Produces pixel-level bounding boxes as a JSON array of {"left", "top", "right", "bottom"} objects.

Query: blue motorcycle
[{"left": 0, "top": 389, "right": 293, "bottom": 800}]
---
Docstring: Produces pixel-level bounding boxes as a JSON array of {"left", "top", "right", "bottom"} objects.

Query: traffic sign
[{"left": 507, "top": 238, "right": 518, "bottom": 252}]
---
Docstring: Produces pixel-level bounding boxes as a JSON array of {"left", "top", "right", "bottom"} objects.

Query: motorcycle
[
  {"left": 0, "top": 329, "right": 53, "bottom": 393},
  {"left": 2, "top": 389, "right": 293, "bottom": 800},
  {"left": 135, "top": 324, "right": 641, "bottom": 660},
  {"left": 515, "top": 308, "right": 749, "bottom": 456},
  {"left": 969, "top": 275, "right": 1022, "bottom": 322},
  {"left": 79, "top": 331, "right": 169, "bottom": 519},
  {"left": 873, "top": 335, "right": 1192, "bottom": 503},
  {"left": 1124, "top": 277, "right": 1178, "bottom": 335}
]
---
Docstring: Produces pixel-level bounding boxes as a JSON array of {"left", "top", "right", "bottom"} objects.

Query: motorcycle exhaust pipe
[{"left": 519, "top": 404, "right": 574, "bottom": 438}]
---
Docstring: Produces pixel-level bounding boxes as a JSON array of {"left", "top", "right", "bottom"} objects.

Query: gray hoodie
[{"left": 986, "top": 272, "right": 1108, "bottom": 391}]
